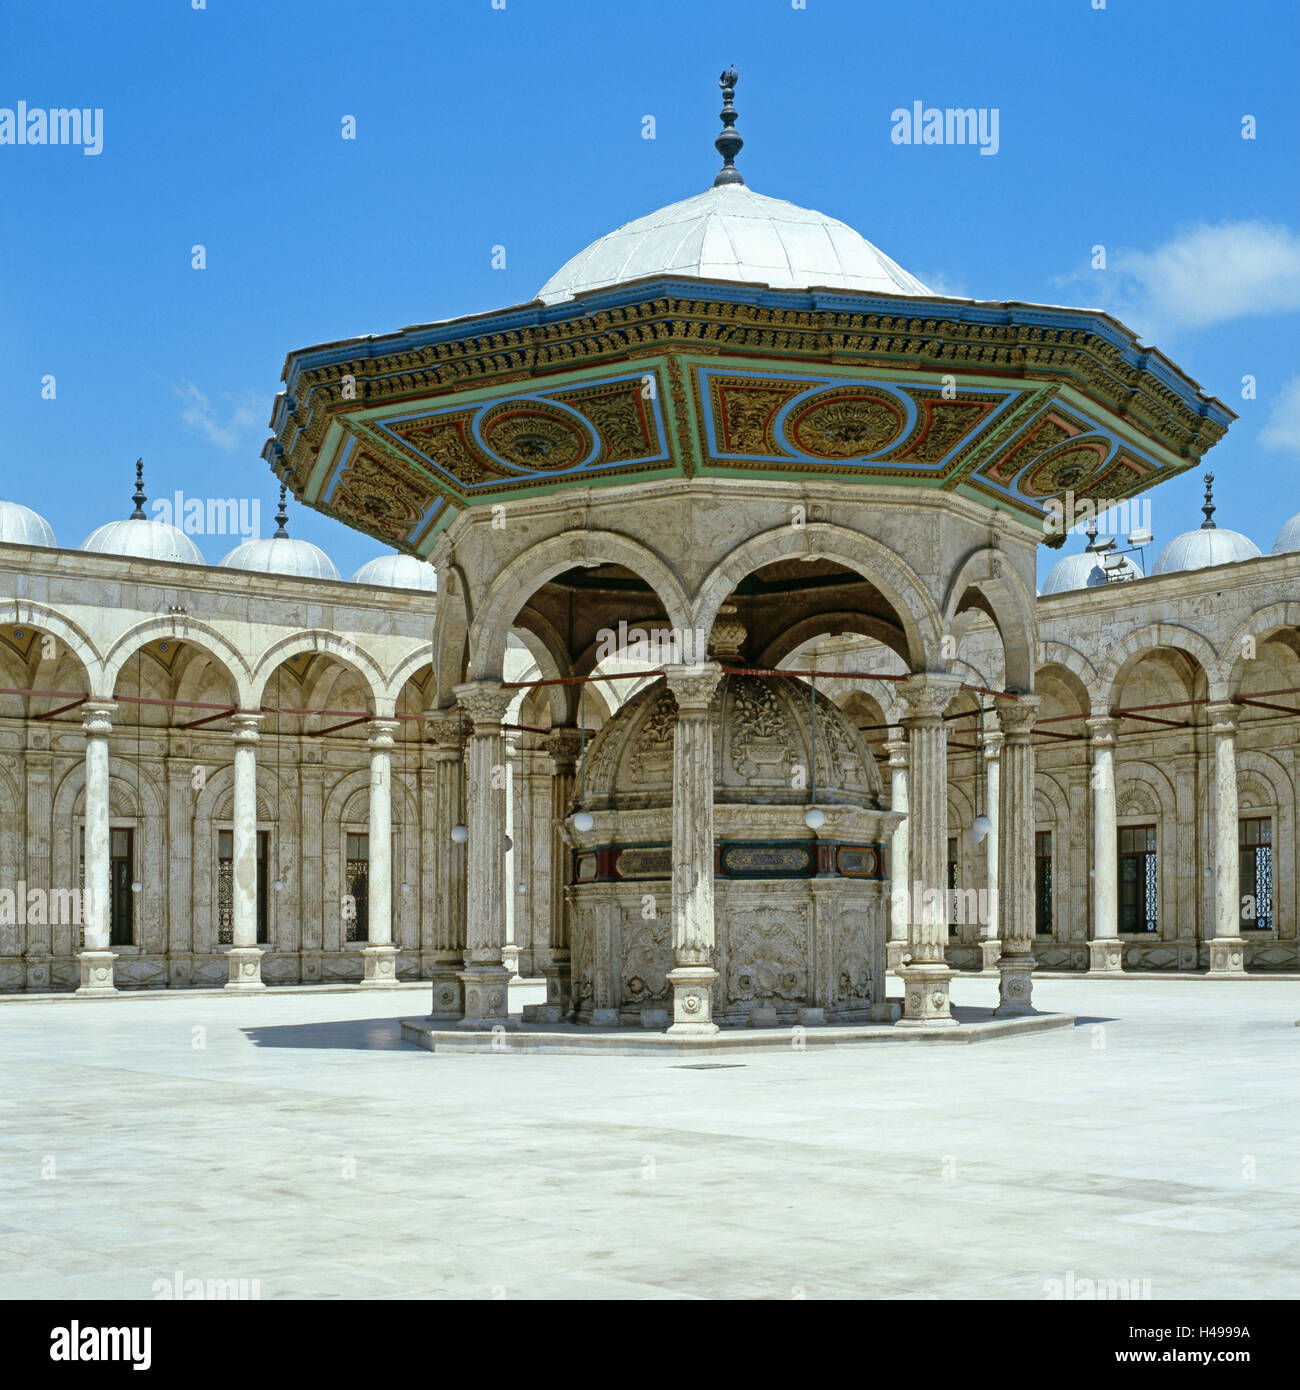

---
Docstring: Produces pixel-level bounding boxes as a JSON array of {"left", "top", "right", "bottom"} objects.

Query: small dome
[
  {"left": 0, "top": 499, "right": 56, "bottom": 548},
  {"left": 1152, "top": 528, "right": 1261, "bottom": 575},
  {"left": 577, "top": 671, "right": 883, "bottom": 812},
  {"left": 1271, "top": 512, "right": 1300, "bottom": 555},
  {"left": 220, "top": 536, "right": 339, "bottom": 581},
  {"left": 81, "top": 518, "right": 204, "bottom": 565},
  {"left": 538, "top": 185, "right": 932, "bottom": 305},
  {"left": 351, "top": 553, "right": 438, "bottom": 590},
  {"left": 1041, "top": 547, "right": 1143, "bottom": 594}
]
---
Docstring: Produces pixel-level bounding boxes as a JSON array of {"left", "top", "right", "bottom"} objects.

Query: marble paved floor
[{"left": 2, "top": 974, "right": 1297, "bottom": 1300}]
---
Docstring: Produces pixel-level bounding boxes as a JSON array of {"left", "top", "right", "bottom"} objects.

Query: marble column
[
  {"left": 526, "top": 728, "right": 582, "bottom": 1023},
  {"left": 360, "top": 718, "right": 400, "bottom": 986},
  {"left": 1206, "top": 702, "right": 1247, "bottom": 976},
  {"left": 994, "top": 696, "right": 1041, "bottom": 1015},
  {"left": 76, "top": 700, "right": 117, "bottom": 996},
  {"left": 509, "top": 739, "right": 549, "bottom": 979},
  {"left": 453, "top": 681, "right": 515, "bottom": 1027},
  {"left": 980, "top": 729, "right": 1004, "bottom": 974},
  {"left": 1086, "top": 715, "right": 1123, "bottom": 974},
  {"left": 896, "top": 674, "right": 962, "bottom": 1028},
  {"left": 884, "top": 735, "right": 909, "bottom": 974},
  {"left": 225, "top": 712, "right": 266, "bottom": 991},
  {"left": 663, "top": 663, "right": 724, "bottom": 1035},
  {"left": 24, "top": 737, "right": 52, "bottom": 991},
  {"left": 426, "top": 708, "right": 469, "bottom": 1019}
]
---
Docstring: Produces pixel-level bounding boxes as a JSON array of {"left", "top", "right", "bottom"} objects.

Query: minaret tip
[{"left": 713, "top": 66, "right": 745, "bottom": 188}]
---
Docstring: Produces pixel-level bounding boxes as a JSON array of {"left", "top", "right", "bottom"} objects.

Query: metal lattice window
[
  {"left": 1118, "top": 824, "right": 1158, "bottom": 933},
  {"left": 1035, "top": 831, "right": 1053, "bottom": 935},
  {"left": 345, "top": 833, "right": 370, "bottom": 943},
  {"left": 217, "top": 830, "right": 268, "bottom": 945},
  {"left": 1239, "top": 817, "right": 1274, "bottom": 931}
]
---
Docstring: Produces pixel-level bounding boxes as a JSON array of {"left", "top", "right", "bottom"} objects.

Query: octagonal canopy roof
[{"left": 538, "top": 185, "right": 933, "bottom": 304}]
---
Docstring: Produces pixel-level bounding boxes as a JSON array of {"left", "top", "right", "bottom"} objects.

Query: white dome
[
  {"left": 0, "top": 499, "right": 56, "bottom": 548},
  {"left": 537, "top": 185, "right": 932, "bottom": 305},
  {"left": 1271, "top": 512, "right": 1300, "bottom": 555},
  {"left": 1152, "top": 527, "right": 1261, "bottom": 575},
  {"left": 1041, "top": 548, "right": 1143, "bottom": 594},
  {"left": 351, "top": 553, "right": 438, "bottom": 590},
  {"left": 220, "top": 535, "right": 339, "bottom": 581},
  {"left": 80, "top": 518, "right": 204, "bottom": 565}
]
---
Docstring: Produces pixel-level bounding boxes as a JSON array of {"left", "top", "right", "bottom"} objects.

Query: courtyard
[{"left": 4, "top": 975, "right": 1297, "bottom": 1301}]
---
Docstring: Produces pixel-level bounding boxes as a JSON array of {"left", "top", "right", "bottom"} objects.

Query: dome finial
[
  {"left": 273, "top": 483, "right": 289, "bottom": 539},
  {"left": 1083, "top": 515, "right": 1100, "bottom": 551},
  {"left": 713, "top": 66, "right": 745, "bottom": 188},
  {"left": 1201, "top": 471, "right": 1217, "bottom": 530},
  {"left": 129, "top": 459, "right": 147, "bottom": 520}
]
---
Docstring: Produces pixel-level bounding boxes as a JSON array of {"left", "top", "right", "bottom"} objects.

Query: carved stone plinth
[
  {"left": 666, "top": 964, "right": 719, "bottom": 1035},
  {"left": 426, "top": 966, "right": 464, "bottom": 1020},
  {"left": 886, "top": 942, "right": 909, "bottom": 974},
  {"left": 457, "top": 965, "right": 515, "bottom": 1028},
  {"left": 359, "top": 944, "right": 400, "bottom": 987},
  {"left": 523, "top": 954, "right": 572, "bottom": 1022},
  {"left": 993, "top": 955, "right": 1036, "bottom": 1016},
  {"left": 223, "top": 947, "right": 266, "bottom": 991},
  {"left": 1207, "top": 937, "right": 1247, "bottom": 977},
  {"left": 979, "top": 939, "right": 1002, "bottom": 974},
  {"left": 75, "top": 950, "right": 117, "bottom": 997},
  {"left": 896, "top": 962, "right": 956, "bottom": 1028},
  {"left": 1087, "top": 939, "right": 1124, "bottom": 974}
]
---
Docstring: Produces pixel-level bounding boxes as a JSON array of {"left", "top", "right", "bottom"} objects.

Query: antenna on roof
[
  {"left": 273, "top": 483, "right": 289, "bottom": 539},
  {"left": 129, "top": 459, "right": 147, "bottom": 520},
  {"left": 713, "top": 67, "right": 745, "bottom": 188}
]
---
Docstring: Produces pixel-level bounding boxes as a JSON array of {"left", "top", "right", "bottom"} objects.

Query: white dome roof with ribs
[
  {"left": 81, "top": 518, "right": 204, "bottom": 565},
  {"left": 1271, "top": 511, "right": 1300, "bottom": 555},
  {"left": 538, "top": 185, "right": 932, "bottom": 305},
  {"left": 0, "top": 499, "right": 56, "bottom": 548},
  {"left": 1152, "top": 527, "right": 1261, "bottom": 574},
  {"left": 351, "top": 553, "right": 438, "bottom": 590},
  {"left": 220, "top": 536, "right": 339, "bottom": 581}
]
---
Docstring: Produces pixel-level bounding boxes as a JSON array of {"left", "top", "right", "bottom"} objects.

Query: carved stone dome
[{"left": 576, "top": 671, "right": 884, "bottom": 812}]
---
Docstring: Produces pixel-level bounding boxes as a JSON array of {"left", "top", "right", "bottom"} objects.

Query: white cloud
[
  {"left": 1058, "top": 220, "right": 1300, "bottom": 340},
  {"left": 173, "top": 382, "right": 265, "bottom": 452},
  {"left": 1261, "top": 374, "right": 1300, "bottom": 459}
]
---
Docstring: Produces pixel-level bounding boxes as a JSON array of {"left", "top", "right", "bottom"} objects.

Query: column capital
[
  {"left": 81, "top": 701, "right": 117, "bottom": 736},
  {"left": 981, "top": 729, "right": 1005, "bottom": 759},
  {"left": 1086, "top": 714, "right": 1118, "bottom": 746},
  {"left": 453, "top": 680, "right": 512, "bottom": 730},
  {"left": 664, "top": 662, "right": 723, "bottom": 714},
  {"left": 897, "top": 672, "right": 964, "bottom": 723},
  {"left": 366, "top": 718, "right": 400, "bottom": 749},
  {"left": 1205, "top": 701, "right": 1240, "bottom": 735},
  {"left": 544, "top": 727, "right": 585, "bottom": 768},
  {"left": 995, "top": 694, "right": 1040, "bottom": 738},
  {"left": 231, "top": 711, "right": 264, "bottom": 744},
  {"left": 426, "top": 706, "right": 470, "bottom": 749},
  {"left": 883, "top": 737, "right": 909, "bottom": 767}
]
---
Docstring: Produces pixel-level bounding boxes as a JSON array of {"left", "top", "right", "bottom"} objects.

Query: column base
[
  {"left": 501, "top": 944, "right": 521, "bottom": 980},
  {"left": 1206, "top": 938, "right": 1248, "bottom": 977},
  {"left": 896, "top": 963, "right": 956, "bottom": 1028},
  {"left": 1087, "top": 939, "right": 1124, "bottom": 974},
  {"left": 885, "top": 941, "right": 909, "bottom": 974},
  {"left": 426, "top": 964, "right": 464, "bottom": 1020},
  {"left": 359, "top": 944, "right": 400, "bottom": 987},
  {"left": 993, "top": 954, "right": 1036, "bottom": 1016},
  {"left": 666, "top": 965, "right": 719, "bottom": 1036},
  {"left": 523, "top": 956, "right": 572, "bottom": 1023},
  {"left": 223, "top": 947, "right": 266, "bottom": 991},
  {"left": 979, "top": 938, "right": 1002, "bottom": 974},
  {"left": 457, "top": 966, "right": 516, "bottom": 1029},
  {"left": 75, "top": 950, "right": 118, "bottom": 997}
]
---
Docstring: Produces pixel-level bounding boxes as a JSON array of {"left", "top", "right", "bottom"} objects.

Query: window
[
  {"left": 79, "top": 826, "right": 135, "bottom": 947},
  {"left": 947, "top": 835, "right": 958, "bottom": 935},
  {"left": 1118, "top": 825, "right": 1158, "bottom": 933},
  {"left": 1035, "top": 831, "right": 1053, "bottom": 935},
  {"left": 1239, "top": 817, "right": 1273, "bottom": 931},
  {"left": 345, "top": 833, "right": 370, "bottom": 943},
  {"left": 217, "top": 829, "right": 269, "bottom": 945}
]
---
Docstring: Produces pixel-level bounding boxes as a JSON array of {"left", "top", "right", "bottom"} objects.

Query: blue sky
[{"left": 2, "top": 0, "right": 1297, "bottom": 582}]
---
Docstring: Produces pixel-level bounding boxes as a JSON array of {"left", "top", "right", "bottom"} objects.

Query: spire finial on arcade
[
  {"left": 713, "top": 66, "right": 745, "bottom": 188},
  {"left": 129, "top": 458, "right": 147, "bottom": 520},
  {"left": 273, "top": 483, "right": 289, "bottom": 539},
  {"left": 1201, "top": 471, "right": 1217, "bottom": 530}
]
